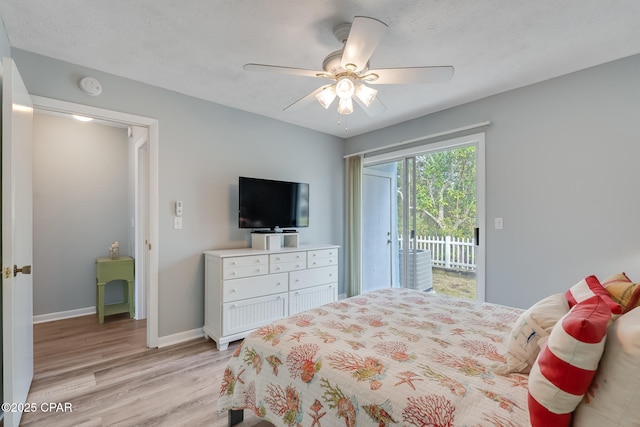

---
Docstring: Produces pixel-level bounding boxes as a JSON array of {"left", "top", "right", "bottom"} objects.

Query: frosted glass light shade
[
  {"left": 335, "top": 76, "right": 355, "bottom": 99},
  {"left": 355, "top": 84, "right": 377, "bottom": 107},
  {"left": 337, "top": 96, "right": 354, "bottom": 115},
  {"left": 315, "top": 86, "right": 337, "bottom": 109}
]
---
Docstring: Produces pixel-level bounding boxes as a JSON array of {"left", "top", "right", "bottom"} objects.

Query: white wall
[
  {"left": 13, "top": 49, "right": 345, "bottom": 337},
  {"left": 346, "top": 54, "right": 640, "bottom": 309},
  {"left": 32, "top": 113, "right": 131, "bottom": 315}
]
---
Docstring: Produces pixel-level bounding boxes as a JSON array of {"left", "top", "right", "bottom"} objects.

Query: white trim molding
[
  {"left": 33, "top": 306, "right": 96, "bottom": 324},
  {"left": 157, "top": 328, "right": 205, "bottom": 348}
]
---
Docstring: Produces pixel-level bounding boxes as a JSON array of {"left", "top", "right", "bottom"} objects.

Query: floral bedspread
[{"left": 217, "top": 288, "right": 530, "bottom": 426}]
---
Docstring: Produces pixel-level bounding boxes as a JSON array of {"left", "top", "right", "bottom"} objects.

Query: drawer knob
[
  {"left": 276, "top": 282, "right": 282, "bottom": 286},
  {"left": 231, "top": 272, "right": 237, "bottom": 276},
  {"left": 231, "top": 288, "right": 237, "bottom": 293}
]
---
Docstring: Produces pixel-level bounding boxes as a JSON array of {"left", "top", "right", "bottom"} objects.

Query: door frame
[
  {"left": 30, "top": 96, "right": 159, "bottom": 347},
  {"left": 363, "top": 132, "right": 486, "bottom": 301}
]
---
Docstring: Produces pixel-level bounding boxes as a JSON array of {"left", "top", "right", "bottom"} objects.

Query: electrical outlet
[{"left": 174, "top": 217, "right": 183, "bottom": 229}]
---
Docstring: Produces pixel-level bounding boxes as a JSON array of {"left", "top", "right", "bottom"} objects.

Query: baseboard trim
[
  {"left": 157, "top": 328, "right": 204, "bottom": 348},
  {"left": 33, "top": 306, "right": 96, "bottom": 324}
]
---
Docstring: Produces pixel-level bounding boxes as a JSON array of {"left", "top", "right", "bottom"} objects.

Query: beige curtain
[{"left": 346, "top": 155, "right": 363, "bottom": 297}]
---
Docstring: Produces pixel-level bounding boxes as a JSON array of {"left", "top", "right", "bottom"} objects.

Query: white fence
[{"left": 399, "top": 235, "right": 476, "bottom": 271}]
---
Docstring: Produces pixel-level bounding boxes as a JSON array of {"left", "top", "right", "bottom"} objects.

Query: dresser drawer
[
  {"left": 308, "top": 255, "right": 337, "bottom": 269},
  {"left": 290, "top": 265, "right": 338, "bottom": 291},
  {"left": 222, "top": 293, "right": 288, "bottom": 336},
  {"left": 307, "top": 248, "right": 338, "bottom": 260},
  {"left": 271, "top": 260, "right": 306, "bottom": 273},
  {"left": 223, "top": 273, "right": 288, "bottom": 302},
  {"left": 223, "top": 255, "right": 268, "bottom": 269},
  {"left": 270, "top": 251, "right": 306, "bottom": 264},
  {"left": 223, "top": 255, "right": 269, "bottom": 280}
]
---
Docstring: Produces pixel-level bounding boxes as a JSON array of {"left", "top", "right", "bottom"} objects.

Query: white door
[
  {"left": 1, "top": 57, "right": 34, "bottom": 427},
  {"left": 362, "top": 168, "right": 394, "bottom": 292}
]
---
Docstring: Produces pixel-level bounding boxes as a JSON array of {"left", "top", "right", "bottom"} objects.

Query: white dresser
[{"left": 203, "top": 244, "right": 339, "bottom": 350}]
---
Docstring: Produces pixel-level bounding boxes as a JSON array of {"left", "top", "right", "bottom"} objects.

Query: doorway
[
  {"left": 362, "top": 133, "right": 486, "bottom": 300},
  {"left": 30, "top": 96, "right": 159, "bottom": 347}
]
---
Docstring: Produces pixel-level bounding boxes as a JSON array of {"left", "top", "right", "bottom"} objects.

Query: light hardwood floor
[{"left": 21, "top": 313, "right": 271, "bottom": 426}]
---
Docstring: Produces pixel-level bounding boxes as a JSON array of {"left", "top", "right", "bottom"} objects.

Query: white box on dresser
[{"left": 204, "top": 244, "right": 339, "bottom": 350}]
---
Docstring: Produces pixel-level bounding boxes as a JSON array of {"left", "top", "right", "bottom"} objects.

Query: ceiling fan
[{"left": 243, "top": 16, "right": 454, "bottom": 116}]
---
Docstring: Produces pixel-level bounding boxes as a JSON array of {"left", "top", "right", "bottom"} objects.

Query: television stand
[{"left": 251, "top": 232, "right": 299, "bottom": 250}]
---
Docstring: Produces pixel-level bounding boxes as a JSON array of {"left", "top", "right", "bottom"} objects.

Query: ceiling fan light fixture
[
  {"left": 315, "top": 85, "right": 337, "bottom": 109},
  {"left": 355, "top": 84, "right": 377, "bottom": 107},
  {"left": 335, "top": 76, "right": 355, "bottom": 99},
  {"left": 337, "top": 96, "right": 354, "bottom": 115}
]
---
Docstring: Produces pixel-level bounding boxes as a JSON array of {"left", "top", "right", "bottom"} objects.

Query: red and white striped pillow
[
  {"left": 527, "top": 294, "right": 618, "bottom": 426},
  {"left": 565, "top": 275, "right": 622, "bottom": 315},
  {"left": 573, "top": 306, "right": 640, "bottom": 425}
]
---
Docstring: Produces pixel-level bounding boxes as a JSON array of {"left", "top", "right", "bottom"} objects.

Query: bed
[{"left": 216, "top": 288, "right": 530, "bottom": 426}]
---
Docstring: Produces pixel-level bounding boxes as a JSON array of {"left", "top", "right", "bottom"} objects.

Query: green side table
[{"left": 95, "top": 256, "right": 135, "bottom": 324}]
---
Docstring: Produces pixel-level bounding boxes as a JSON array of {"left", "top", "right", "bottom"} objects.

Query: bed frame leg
[{"left": 228, "top": 409, "right": 244, "bottom": 426}]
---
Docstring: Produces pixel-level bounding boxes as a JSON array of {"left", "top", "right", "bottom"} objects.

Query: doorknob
[{"left": 14, "top": 264, "right": 32, "bottom": 277}]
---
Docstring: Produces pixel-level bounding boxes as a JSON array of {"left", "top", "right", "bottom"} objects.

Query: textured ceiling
[{"left": 1, "top": 0, "right": 639, "bottom": 137}]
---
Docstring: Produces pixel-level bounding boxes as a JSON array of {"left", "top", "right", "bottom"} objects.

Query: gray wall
[
  {"left": 346, "top": 53, "right": 640, "bottom": 309},
  {"left": 32, "top": 113, "right": 131, "bottom": 314},
  {"left": 13, "top": 49, "right": 345, "bottom": 337}
]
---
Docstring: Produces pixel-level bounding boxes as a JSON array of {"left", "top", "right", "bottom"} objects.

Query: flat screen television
[{"left": 238, "top": 177, "right": 309, "bottom": 230}]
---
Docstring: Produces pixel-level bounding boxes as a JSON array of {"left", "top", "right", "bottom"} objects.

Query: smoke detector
[{"left": 79, "top": 77, "right": 102, "bottom": 96}]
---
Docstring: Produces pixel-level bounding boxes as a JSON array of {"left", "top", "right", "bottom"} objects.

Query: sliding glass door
[{"left": 362, "top": 134, "right": 485, "bottom": 300}]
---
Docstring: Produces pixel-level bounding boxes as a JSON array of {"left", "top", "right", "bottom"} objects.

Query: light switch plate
[{"left": 495, "top": 217, "right": 503, "bottom": 229}]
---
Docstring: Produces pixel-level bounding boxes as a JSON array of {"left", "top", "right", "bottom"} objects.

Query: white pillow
[
  {"left": 494, "top": 293, "right": 569, "bottom": 375},
  {"left": 572, "top": 307, "right": 640, "bottom": 426}
]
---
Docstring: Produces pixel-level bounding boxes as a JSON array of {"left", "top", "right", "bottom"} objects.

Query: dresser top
[{"left": 204, "top": 244, "right": 339, "bottom": 258}]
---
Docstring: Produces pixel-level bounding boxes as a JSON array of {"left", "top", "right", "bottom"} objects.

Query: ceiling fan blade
[
  {"left": 341, "top": 16, "right": 388, "bottom": 72},
  {"left": 283, "top": 85, "right": 333, "bottom": 112},
  {"left": 353, "top": 94, "right": 387, "bottom": 117},
  {"left": 243, "top": 63, "right": 324, "bottom": 79},
  {"left": 367, "top": 66, "right": 455, "bottom": 85}
]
